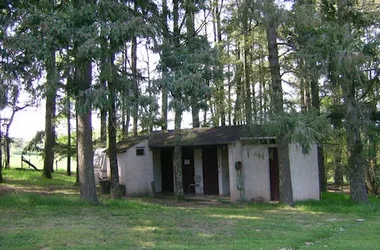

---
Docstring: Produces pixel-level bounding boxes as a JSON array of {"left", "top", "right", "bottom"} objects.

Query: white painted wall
[
  {"left": 217, "top": 147, "right": 230, "bottom": 195},
  {"left": 193, "top": 149, "right": 204, "bottom": 194},
  {"left": 242, "top": 144, "right": 271, "bottom": 202},
  {"left": 228, "top": 142, "right": 242, "bottom": 201},
  {"left": 117, "top": 139, "right": 154, "bottom": 196},
  {"left": 289, "top": 143, "right": 320, "bottom": 201},
  {"left": 152, "top": 149, "right": 162, "bottom": 192},
  {"left": 229, "top": 142, "right": 272, "bottom": 202}
]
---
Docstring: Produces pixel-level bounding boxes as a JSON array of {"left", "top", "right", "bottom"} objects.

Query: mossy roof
[{"left": 148, "top": 125, "right": 246, "bottom": 148}]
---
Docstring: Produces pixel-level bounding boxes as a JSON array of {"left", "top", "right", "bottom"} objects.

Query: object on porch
[{"left": 188, "top": 175, "right": 202, "bottom": 193}]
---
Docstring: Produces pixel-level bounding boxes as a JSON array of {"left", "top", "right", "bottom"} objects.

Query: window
[{"left": 136, "top": 147, "right": 145, "bottom": 156}]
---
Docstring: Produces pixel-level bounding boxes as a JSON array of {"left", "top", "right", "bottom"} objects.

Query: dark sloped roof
[
  {"left": 115, "top": 135, "right": 149, "bottom": 152},
  {"left": 149, "top": 125, "right": 246, "bottom": 148}
]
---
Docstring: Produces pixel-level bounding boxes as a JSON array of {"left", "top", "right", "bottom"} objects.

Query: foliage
[{"left": 22, "top": 131, "right": 44, "bottom": 154}]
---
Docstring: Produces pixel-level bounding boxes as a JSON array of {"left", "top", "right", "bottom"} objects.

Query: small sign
[{"left": 184, "top": 159, "right": 190, "bottom": 165}]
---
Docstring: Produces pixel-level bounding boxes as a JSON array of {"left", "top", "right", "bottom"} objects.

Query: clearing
[{"left": 0, "top": 168, "right": 379, "bottom": 250}]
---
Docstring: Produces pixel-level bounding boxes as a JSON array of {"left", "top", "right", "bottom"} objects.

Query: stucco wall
[
  {"left": 117, "top": 139, "right": 154, "bottom": 196},
  {"left": 228, "top": 142, "right": 242, "bottom": 201},
  {"left": 243, "top": 144, "right": 271, "bottom": 201},
  {"left": 217, "top": 147, "right": 230, "bottom": 195},
  {"left": 289, "top": 143, "right": 320, "bottom": 201},
  {"left": 152, "top": 149, "right": 162, "bottom": 192},
  {"left": 229, "top": 142, "right": 272, "bottom": 202}
]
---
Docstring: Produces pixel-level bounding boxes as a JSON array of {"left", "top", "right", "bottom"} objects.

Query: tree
[
  {"left": 263, "top": 0, "right": 294, "bottom": 206},
  {"left": 71, "top": 0, "right": 99, "bottom": 204}
]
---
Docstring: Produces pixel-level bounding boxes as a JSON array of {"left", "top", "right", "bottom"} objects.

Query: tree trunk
[
  {"left": 243, "top": 39, "right": 252, "bottom": 125},
  {"left": 67, "top": 91, "right": 72, "bottom": 176},
  {"left": 100, "top": 102, "right": 107, "bottom": 146},
  {"left": 161, "top": 0, "right": 169, "bottom": 130},
  {"left": 310, "top": 68, "right": 326, "bottom": 192},
  {"left": 186, "top": 0, "right": 200, "bottom": 128},
  {"left": 4, "top": 134, "right": 10, "bottom": 169},
  {"left": 243, "top": 6, "right": 252, "bottom": 125},
  {"left": 75, "top": 59, "right": 99, "bottom": 204},
  {"left": 100, "top": 39, "right": 107, "bottom": 147},
  {"left": 122, "top": 48, "right": 130, "bottom": 138},
  {"left": 265, "top": 8, "right": 294, "bottom": 206},
  {"left": 234, "top": 44, "right": 243, "bottom": 125},
  {"left": 43, "top": 50, "right": 57, "bottom": 178},
  {"left": 108, "top": 59, "right": 121, "bottom": 199},
  {"left": 132, "top": 2, "right": 139, "bottom": 136},
  {"left": 0, "top": 112, "right": 3, "bottom": 182},
  {"left": 343, "top": 89, "right": 368, "bottom": 203},
  {"left": 173, "top": 0, "right": 184, "bottom": 200},
  {"left": 174, "top": 108, "right": 184, "bottom": 200}
]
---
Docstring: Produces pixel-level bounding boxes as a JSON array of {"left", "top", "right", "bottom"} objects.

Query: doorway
[
  {"left": 161, "top": 149, "right": 174, "bottom": 192},
  {"left": 202, "top": 147, "right": 219, "bottom": 194},
  {"left": 269, "top": 147, "right": 280, "bottom": 201},
  {"left": 182, "top": 148, "right": 195, "bottom": 193}
]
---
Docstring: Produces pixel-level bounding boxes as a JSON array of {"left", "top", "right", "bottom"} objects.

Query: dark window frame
[{"left": 136, "top": 147, "right": 145, "bottom": 156}]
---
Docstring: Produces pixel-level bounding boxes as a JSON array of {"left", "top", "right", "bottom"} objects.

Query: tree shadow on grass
[
  {"left": 1, "top": 168, "right": 78, "bottom": 195},
  {"left": 295, "top": 192, "right": 380, "bottom": 215}
]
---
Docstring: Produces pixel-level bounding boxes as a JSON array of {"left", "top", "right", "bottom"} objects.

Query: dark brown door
[
  {"left": 202, "top": 147, "right": 219, "bottom": 195},
  {"left": 161, "top": 149, "right": 174, "bottom": 192},
  {"left": 269, "top": 147, "right": 280, "bottom": 201},
  {"left": 182, "top": 148, "right": 195, "bottom": 193}
]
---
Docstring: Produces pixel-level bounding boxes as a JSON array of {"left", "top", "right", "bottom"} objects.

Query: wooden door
[
  {"left": 202, "top": 147, "right": 219, "bottom": 195},
  {"left": 161, "top": 149, "right": 174, "bottom": 192},
  {"left": 269, "top": 147, "right": 280, "bottom": 201},
  {"left": 182, "top": 148, "right": 195, "bottom": 194}
]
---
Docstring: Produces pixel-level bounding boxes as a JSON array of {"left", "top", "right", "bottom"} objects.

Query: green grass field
[
  {"left": 1, "top": 168, "right": 379, "bottom": 250},
  {"left": 10, "top": 152, "right": 77, "bottom": 172}
]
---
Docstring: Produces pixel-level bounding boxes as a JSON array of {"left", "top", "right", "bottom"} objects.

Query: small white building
[{"left": 97, "top": 126, "right": 320, "bottom": 202}]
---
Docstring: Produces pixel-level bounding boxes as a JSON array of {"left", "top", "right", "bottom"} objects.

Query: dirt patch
[
  {"left": 133, "top": 196, "right": 237, "bottom": 209},
  {"left": 327, "top": 184, "right": 350, "bottom": 194}
]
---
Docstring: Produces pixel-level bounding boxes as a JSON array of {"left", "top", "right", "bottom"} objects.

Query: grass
[
  {"left": 1, "top": 169, "right": 380, "bottom": 250},
  {"left": 10, "top": 152, "right": 77, "bottom": 171}
]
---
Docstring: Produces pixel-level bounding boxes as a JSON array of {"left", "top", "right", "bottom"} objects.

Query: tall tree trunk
[
  {"left": 265, "top": 7, "right": 294, "bottom": 206},
  {"left": 173, "top": 0, "right": 184, "bottom": 200},
  {"left": 243, "top": 38, "right": 252, "bottom": 125},
  {"left": 100, "top": 39, "right": 107, "bottom": 147},
  {"left": 161, "top": 0, "right": 169, "bottom": 130},
  {"left": 227, "top": 43, "right": 232, "bottom": 125},
  {"left": 75, "top": 59, "right": 99, "bottom": 204},
  {"left": 100, "top": 99, "right": 107, "bottom": 146},
  {"left": 234, "top": 44, "right": 243, "bottom": 125},
  {"left": 108, "top": 56, "right": 121, "bottom": 199},
  {"left": 337, "top": 0, "right": 368, "bottom": 203},
  {"left": 122, "top": 47, "right": 130, "bottom": 138},
  {"left": 75, "top": 109, "right": 79, "bottom": 186},
  {"left": 186, "top": 0, "right": 200, "bottom": 128},
  {"left": 174, "top": 108, "right": 184, "bottom": 200},
  {"left": 4, "top": 130, "right": 10, "bottom": 169},
  {"left": 67, "top": 90, "right": 71, "bottom": 176},
  {"left": 310, "top": 67, "right": 326, "bottom": 192},
  {"left": 145, "top": 43, "right": 154, "bottom": 132},
  {"left": 343, "top": 87, "right": 368, "bottom": 203},
  {"left": 0, "top": 112, "right": 3, "bottom": 182},
  {"left": 132, "top": 2, "right": 139, "bottom": 136},
  {"left": 242, "top": 5, "right": 252, "bottom": 125},
  {"left": 43, "top": 50, "right": 57, "bottom": 178}
]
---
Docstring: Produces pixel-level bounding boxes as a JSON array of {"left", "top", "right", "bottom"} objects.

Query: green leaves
[{"left": 260, "top": 111, "right": 331, "bottom": 154}]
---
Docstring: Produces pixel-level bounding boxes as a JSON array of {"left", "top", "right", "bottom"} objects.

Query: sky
[{"left": 2, "top": 104, "right": 194, "bottom": 142}]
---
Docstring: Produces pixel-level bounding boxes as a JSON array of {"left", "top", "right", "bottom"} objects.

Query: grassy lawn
[
  {"left": 1, "top": 169, "right": 379, "bottom": 250},
  {"left": 10, "top": 152, "right": 76, "bottom": 171}
]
